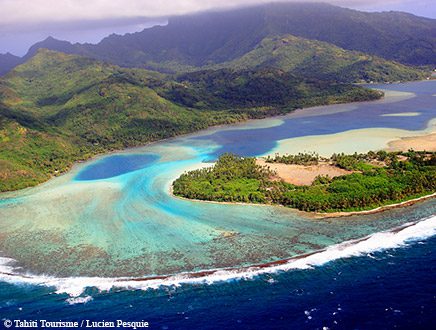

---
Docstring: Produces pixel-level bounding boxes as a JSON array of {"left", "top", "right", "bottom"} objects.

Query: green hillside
[
  {"left": 0, "top": 50, "right": 240, "bottom": 191},
  {"left": 158, "top": 68, "right": 382, "bottom": 111},
  {"left": 220, "top": 35, "right": 426, "bottom": 83},
  {"left": 155, "top": 34, "right": 425, "bottom": 110}
]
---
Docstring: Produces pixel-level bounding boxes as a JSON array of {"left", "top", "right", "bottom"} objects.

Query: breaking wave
[{"left": 0, "top": 215, "right": 435, "bottom": 300}]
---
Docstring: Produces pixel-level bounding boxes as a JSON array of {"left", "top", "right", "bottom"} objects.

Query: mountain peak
[
  {"left": 23, "top": 37, "right": 77, "bottom": 61},
  {"left": 44, "top": 36, "right": 57, "bottom": 41}
]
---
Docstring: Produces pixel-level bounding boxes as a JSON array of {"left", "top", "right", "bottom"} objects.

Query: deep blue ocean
[{"left": 1, "top": 235, "right": 435, "bottom": 330}]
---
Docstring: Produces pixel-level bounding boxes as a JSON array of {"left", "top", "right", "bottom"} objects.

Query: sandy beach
[
  {"left": 387, "top": 133, "right": 436, "bottom": 152},
  {"left": 256, "top": 159, "right": 352, "bottom": 186}
]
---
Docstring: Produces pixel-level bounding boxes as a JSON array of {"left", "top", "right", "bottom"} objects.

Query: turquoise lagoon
[{"left": 0, "top": 81, "right": 435, "bottom": 279}]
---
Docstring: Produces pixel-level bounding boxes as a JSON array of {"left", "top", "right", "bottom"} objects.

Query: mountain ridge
[
  {"left": 0, "top": 53, "right": 23, "bottom": 76},
  {"left": 1, "top": 2, "right": 435, "bottom": 76}
]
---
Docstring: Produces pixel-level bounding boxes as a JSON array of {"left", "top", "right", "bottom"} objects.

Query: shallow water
[{"left": 0, "top": 80, "right": 435, "bottom": 280}]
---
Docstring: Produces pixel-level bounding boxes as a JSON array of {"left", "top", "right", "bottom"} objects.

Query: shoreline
[
  {"left": 387, "top": 132, "right": 436, "bottom": 152},
  {"left": 313, "top": 192, "right": 436, "bottom": 218},
  {"left": 168, "top": 184, "right": 436, "bottom": 218}
]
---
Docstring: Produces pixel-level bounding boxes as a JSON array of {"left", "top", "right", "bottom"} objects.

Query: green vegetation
[
  {"left": 173, "top": 151, "right": 436, "bottom": 212},
  {"left": 158, "top": 68, "right": 383, "bottom": 112},
  {"left": 0, "top": 116, "right": 79, "bottom": 191},
  {"left": 151, "top": 34, "right": 425, "bottom": 112},
  {"left": 265, "top": 150, "right": 395, "bottom": 169},
  {"left": 172, "top": 154, "right": 273, "bottom": 203},
  {"left": 217, "top": 35, "right": 427, "bottom": 83},
  {"left": 266, "top": 152, "right": 320, "bottom": 165}
]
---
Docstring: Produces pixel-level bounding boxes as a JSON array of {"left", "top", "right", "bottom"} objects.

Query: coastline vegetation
[
  {"left": 172, "top": 151, "right": 436, "bottom": 213},
  {"left": 265, "top": 152, "right": 320, "bottom": 165}
]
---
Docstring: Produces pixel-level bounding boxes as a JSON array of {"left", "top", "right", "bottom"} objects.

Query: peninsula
[{"left": 172, "top": 151, "right": 436, "bottom": 213}]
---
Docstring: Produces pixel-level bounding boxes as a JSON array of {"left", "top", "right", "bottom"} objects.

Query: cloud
[{"left": 0, "top": 0, "right": 418, "bottom": 26}]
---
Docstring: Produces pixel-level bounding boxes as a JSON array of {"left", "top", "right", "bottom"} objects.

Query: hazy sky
[{"left": 1, "top": 0, "right": 435, "bottom": 56}]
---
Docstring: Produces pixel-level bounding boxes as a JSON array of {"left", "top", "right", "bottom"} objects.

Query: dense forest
[
  {"left": 157, "top": 68, "right": 383, "bottom": 111},
  {"left": 173, "top": 151, "right": 436, "bottom": 213}
]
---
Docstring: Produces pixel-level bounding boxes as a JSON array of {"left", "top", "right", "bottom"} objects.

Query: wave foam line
[{"left": 0, "top": 216, "right": 435, "bottom": 298}]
